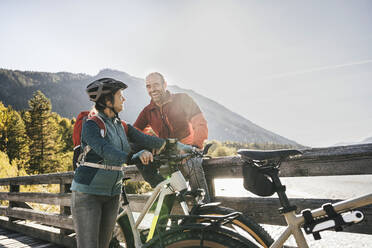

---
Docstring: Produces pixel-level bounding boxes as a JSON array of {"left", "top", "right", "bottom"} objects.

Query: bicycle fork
[{"left": 147, "top": 170, "right": 190, "bottom": 241}]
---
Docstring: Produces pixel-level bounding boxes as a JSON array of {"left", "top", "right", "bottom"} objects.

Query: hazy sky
[{"left": 1, "top": 0, "right": 371, "bottom": 147}]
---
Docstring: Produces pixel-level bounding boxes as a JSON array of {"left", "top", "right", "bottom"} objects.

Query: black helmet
[{"left": 86, "top": 78, "right": 127, "bottom": 102}]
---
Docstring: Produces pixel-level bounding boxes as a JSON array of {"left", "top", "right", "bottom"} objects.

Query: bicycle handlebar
[
  {"left": 153, "top": 150, "right": 202, "bottom": 162},
  {"left": 130, "top": 145, "right": 208, "bottom": 177},
  {"left": 130, "top": 140, "right": 212, "bottom": 171}
]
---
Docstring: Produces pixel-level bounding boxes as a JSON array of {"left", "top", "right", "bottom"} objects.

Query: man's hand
[
  {"left": 175, "top": 142, "right": 195, "bottom": 165},
  {"left": 176, "top": 142, "right": 194, "bottom": 154}
]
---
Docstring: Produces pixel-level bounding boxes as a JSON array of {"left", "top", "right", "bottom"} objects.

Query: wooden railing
[
  {"left": 0, "top": 143, "right": 371, "bottom": 247},
  {"left": 0, "top": 172, "right": 74, "bottom": 247}
]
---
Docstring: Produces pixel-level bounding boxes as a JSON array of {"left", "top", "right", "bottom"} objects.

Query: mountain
[
  {"left": 0, "top": 68, "right": 301, "bottom": 146},
  {"left": 334, "top": 136, "right": 372, "bottom": 146}
]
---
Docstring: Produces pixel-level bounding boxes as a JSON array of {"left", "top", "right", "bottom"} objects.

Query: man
[{"left": 134, "top": 72, "right": 210, "bottom": 202}]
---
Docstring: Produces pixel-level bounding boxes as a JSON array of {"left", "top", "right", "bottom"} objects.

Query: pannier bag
[{"left": 242, "top": 163, "right": 275, "bottom": 197}]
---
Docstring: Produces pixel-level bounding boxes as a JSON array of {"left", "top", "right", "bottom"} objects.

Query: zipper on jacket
[
  {"left": 112, "top": 119, "right": 124, "bottom": 195},
  {"left": 114, "top": 118, "right": 124, "bottom": 151},
  {"left": 160, "top": 106, "right": 171, "bottom": 136}
]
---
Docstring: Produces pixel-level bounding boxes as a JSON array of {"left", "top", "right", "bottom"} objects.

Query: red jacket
[{"left": 134, "top": 91, "right": 208, "bottom": 148}]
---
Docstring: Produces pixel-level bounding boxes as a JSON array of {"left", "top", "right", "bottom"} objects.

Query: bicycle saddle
[{"left": 237, "top": 149, "right": 302, "bottom": 161}]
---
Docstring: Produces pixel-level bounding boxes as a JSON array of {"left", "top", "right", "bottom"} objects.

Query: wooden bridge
[
  {"left": 0, "top": 143, "right": 371, "bottom": 247},
  {"left": 0, "top": 228, "right": 61, "bottom": 247}
]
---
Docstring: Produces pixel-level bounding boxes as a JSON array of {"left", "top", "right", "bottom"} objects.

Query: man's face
[{"left": 146, "top": 75, "right": 166, "bottom": 103}]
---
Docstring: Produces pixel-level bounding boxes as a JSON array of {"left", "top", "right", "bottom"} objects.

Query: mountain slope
[
  {"left": 334, "top": 136, "right": 372, "bottom": 146},
  {"left": 169, "top": 85, "right": 297, "bottom": 145},
  {"left": 0, "top": 68, "right": 301, "bottom": 146}
]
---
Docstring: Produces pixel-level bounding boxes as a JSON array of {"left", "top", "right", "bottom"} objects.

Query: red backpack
[{"left": 72, "top": 111, "right": 128, "bottom": 170}]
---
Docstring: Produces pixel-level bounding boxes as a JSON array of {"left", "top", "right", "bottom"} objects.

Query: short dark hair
[{"left": 95, "top": 88, "right": 120, "bottom": 112}]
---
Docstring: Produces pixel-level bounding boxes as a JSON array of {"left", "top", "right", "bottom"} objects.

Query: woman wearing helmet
[{"left": 70, "top": 78, "right": 178, "bottom": 248}]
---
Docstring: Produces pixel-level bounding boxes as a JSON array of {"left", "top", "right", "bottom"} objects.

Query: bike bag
[{"left": 242, "top": 163, "right": 275, "bottom": 197}]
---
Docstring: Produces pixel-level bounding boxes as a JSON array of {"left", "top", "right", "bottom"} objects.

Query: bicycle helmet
[{"left": 86, "top": 78, "right": 128, "bottom": 102}]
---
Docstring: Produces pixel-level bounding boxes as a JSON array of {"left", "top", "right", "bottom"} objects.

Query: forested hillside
[
  {"left": 0, "top": 91, "right": 73, "bottom": 176},
  {"left": 0, "top": 68, "right": 302, "bottom": 146},
  {"left": 0, "top": 91, "right": 297, "bottom": 178}
]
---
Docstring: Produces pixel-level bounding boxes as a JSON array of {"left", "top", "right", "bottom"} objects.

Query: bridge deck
[{"left": 0, "top": 228, "right": 61, "bottom": 248}]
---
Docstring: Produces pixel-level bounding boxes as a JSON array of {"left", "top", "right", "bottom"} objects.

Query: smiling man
[
  {"left": 134, "top": 72, "right": 210, "bottom": 202},
  {"left": 135, "top": 72, "right": 208, "bottom": 148}
]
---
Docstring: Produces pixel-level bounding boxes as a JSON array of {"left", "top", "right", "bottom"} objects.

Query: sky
[{"left": 1, "top": 0, "right": 371, "bottom": 147}]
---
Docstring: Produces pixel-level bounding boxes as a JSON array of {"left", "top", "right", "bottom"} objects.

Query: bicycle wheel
[
  {"left": 188, "top": 205, "right": 273, "bottom": 248},
  {"left": 148, "top": 224, "right": 253, "bottom": 248}
]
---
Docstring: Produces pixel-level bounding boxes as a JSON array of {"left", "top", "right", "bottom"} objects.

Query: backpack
[{"left": 72, "top": 111, "right": 128, "bottom": 170}]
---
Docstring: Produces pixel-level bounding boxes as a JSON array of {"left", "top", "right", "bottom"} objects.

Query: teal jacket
[{"left": 71, "top": 112, "right": 165, "bottom": 196}]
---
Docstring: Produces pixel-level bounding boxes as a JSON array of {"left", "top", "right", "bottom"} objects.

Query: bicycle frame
[
  {"left": 116, "top": 170, "right": 190, "bottom": 248},
  {"left": 270, "top": 193, "right": 372, "bottom": 248}
]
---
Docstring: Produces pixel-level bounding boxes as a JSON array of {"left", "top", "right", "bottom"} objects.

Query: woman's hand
[
  {"left": 132, "top": 149, "right": 154, "bottom": 165},
  {"left": 139, "top": 150, "right": 153, "bottom": 165}
]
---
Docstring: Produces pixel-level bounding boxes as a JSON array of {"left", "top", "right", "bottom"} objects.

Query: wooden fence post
[
  {"left": 60, "top": 182, "right": 73, "bottom": 236},
  {"left": 9, "top": 184, "right": 20, "bottom": 222}
]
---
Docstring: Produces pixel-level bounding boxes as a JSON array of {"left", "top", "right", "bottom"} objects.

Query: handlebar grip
[{"left": 130, "top": 156, "right": 142, "bottom": 165}]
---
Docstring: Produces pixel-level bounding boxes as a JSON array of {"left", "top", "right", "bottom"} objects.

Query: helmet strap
[{"left": 97, "top": 91, "right": 121, "bottom": 120}]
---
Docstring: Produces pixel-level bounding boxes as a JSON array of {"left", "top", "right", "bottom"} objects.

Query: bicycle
[
  {"left": 160, "top": 148, "right": 372, "bottom": 247},
  {"left": 109, "top": 140, "right": 274, "bottom": 248},
  {"left": 238, "top": 148, "right": 372, "bottom": 247},
  {"left": 158, "top": 149, "right": 372, "bottom": 248}
]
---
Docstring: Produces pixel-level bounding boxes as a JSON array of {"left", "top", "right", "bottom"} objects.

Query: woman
[{"left": 71, "top": 78, "right": 192, "bottom": 248}]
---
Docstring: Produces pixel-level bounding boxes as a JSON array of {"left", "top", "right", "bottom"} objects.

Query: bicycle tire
[
  {"left": 148, "top": 224, "right": 252, "bottom": 248},
  {"left": 111, "top": 205, "right": 274, "bottom": 248},
  {"left": 188, "top": 205, "right": 274, "bottom": 248}
]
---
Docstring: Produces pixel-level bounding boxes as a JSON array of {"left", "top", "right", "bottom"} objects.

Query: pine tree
[
  {"left": 26, "top": 91, "right": 61, "bottom": 174},
  {"left": 7, "top": 107, "right": 30, "bottom": 163},
  {"left": 51, "top": 113, "right": 73, "bottom": 153},
  {"left": 0, "top": 102, "right": 8, "bottom": 153},
  {"left": 0, "top": 102, "right": 30, "bottom": 166},
  {"left": 60, "top": 118, "right": 74, "bottom": 152},
  {"left": 0, "top": 151, "right": 18, "bottom": 178}
]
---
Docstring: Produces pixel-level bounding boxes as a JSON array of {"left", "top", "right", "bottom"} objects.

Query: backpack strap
[
  {"left": 76, "top": 116, "right": 127, "bottom": 168},
  {"left": 88, "top": 115, "right": 106, "bottom": 137},
  {"left": 76, "top": 115, "right": 106, "bottom": 167}
]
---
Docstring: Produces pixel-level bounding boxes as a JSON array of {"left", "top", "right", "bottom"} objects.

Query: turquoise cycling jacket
[{"left": 71, "top": 112, "right": 164, "bottom": 196}]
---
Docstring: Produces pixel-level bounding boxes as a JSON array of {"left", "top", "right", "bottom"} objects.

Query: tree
[
  {"left": 52, "top": 113, "right": 74, "bottom": 153},
  {"left": 0, "top": 102, "right": 29, "bottom": 166},
  {"left": 25, "top": 91, "right": 61, "bottom": 174},
  {"left": 0, "top": 151, "right": 26, "bottom": 178},
  {"left": 0, "top": 102, "right": 8, "bottom": 153}
]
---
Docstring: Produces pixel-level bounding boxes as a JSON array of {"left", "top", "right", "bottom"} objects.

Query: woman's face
[{"left": 110, "top": 90, "right": 125, "bottom": 113}]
